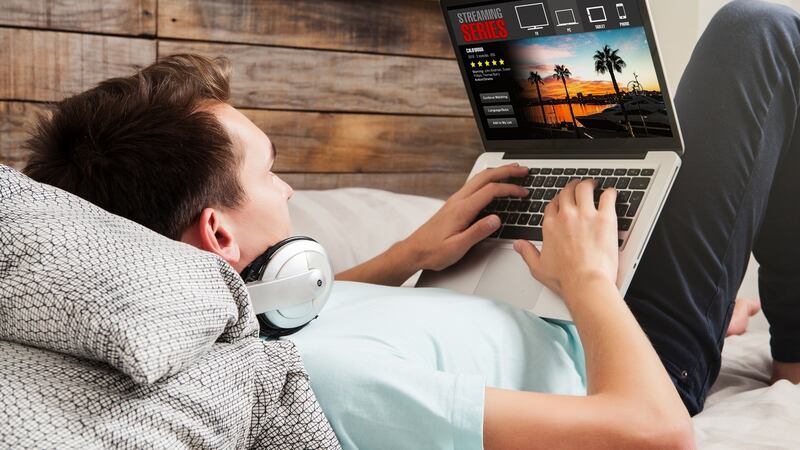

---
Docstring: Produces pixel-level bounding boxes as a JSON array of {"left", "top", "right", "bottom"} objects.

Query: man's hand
[
  {"left": 513, "top": 179, "right": 619, "bottom": 304},
  {"left": 403, "top": 164, "right": 530, "bottom": 272}
]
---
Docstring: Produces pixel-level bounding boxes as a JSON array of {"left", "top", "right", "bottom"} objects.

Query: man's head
[{"left": 24, "top": 54, "right": 294, "bottom": 272}]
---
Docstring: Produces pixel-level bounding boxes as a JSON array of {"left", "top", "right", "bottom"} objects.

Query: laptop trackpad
[{"left": 474, "top": 248, "right": 543, "bottom": 310}]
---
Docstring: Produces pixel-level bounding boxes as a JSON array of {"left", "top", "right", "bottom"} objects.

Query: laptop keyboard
[{"left": 477, "top": 167, "right": 656, "bottom": 248}]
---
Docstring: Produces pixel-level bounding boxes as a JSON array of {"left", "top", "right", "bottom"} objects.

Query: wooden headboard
[{"left": 0, "top": 0, "right": 483, "bottom": 199}]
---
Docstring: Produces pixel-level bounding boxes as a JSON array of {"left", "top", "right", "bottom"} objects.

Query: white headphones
[{"left": 240, "top": 236, "right": 334, "bottom": 337}]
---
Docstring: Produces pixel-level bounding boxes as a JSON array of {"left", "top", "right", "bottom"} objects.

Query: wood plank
[
  {"left": 279, "top": 172, "right": 467, "bottom": 199},
  {"left": 159, "top": 40, "right": 471, "bottom": 116},
  {"left": 0, "top": 28, "right": 156, "bottom": 102},
  {"left": 243, "top": 110, "right": 482, "bottom": 173},
  {"left": 0, "top": 0, "right": 156, "bottom": 36},
  {"left": 158, "top": 0, "right": 452, "bottom": 59},
  {"left": 0, "top": 102, "right": 48, "bottom": 171}
]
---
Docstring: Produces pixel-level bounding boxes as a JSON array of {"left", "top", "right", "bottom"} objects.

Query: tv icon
[
  {"left": 587, "top": 6, "right": 607, "bottom": 23},
  {"left": 515, "top": 3, "right": 549, "bottom": 31},
  {"left": 555, "top": 9, "right": 579, "bottom": 27}
]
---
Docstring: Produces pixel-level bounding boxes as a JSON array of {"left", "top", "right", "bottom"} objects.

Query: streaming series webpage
[{"left": 447, "top": 0, "right": 674, "bottom": 140}]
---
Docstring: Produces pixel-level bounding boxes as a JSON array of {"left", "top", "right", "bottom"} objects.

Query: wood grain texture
[
  {"left": 158, "top": 0, "right": 452, "bottom": 58},
  {"left": 0, "top": 28, "right": 156, "bottom": 102},
  {"left": 0, "top": 0, "right": 156, "bottom": 36},
  {"left": 159, "top": 40, "right": 471, "bottom": 116},
  {"left": 242, "top": 109, "right": 482, "bottom": 173},
  {"left": 279, "top": 172, "right": 467, "bottom": 199},
  {"left": 0, "top": 102, "right": 48, "bottom": 170}
]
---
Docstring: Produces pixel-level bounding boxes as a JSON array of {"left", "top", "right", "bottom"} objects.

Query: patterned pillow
[{"left": 0, "top": 165, "right": 259, "bottom": 384}]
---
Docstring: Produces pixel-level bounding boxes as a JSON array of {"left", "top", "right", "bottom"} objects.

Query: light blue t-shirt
[{"left": 280, "top": 281, "right": 586, "bottom": 450}]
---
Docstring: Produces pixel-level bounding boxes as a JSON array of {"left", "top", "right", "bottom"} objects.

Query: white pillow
[{"left": 288, "top": 188, "right": 444, "bottom": 285}]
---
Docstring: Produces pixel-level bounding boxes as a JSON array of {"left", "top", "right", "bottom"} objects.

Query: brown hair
[{"left": 23, "top": 54, "right": 245, "bottom": 240}]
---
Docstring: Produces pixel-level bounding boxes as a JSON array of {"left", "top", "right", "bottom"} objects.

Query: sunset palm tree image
[
  {"left": 509, "top": 26, "right": 672, "bottom": 139},
  {"left": 553, "top": 65, "right": 578, "bottom": 134},
  {"left": 527, "top": 71, "right": 547, "bottom": 125},
  {"left": 594, "top": 44, "right": 634, "bottom": 136}
]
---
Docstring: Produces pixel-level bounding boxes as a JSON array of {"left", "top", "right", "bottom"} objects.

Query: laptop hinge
[{"left": 502, "top": 152, "right": 647, "bottom": 160}]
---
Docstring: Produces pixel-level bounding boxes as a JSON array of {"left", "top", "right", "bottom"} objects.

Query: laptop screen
[{"left": 444, "top": 0, "right": 679, "bottom": 147}]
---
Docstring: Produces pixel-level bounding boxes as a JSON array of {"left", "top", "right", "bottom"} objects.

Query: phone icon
[{"left": 616, "top": 3, "right": 627, "bottom": 20}]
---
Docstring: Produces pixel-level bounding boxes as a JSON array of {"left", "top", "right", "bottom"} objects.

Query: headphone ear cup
[{"left": 246, "top": 236, "right": 333, "bottom": 337}]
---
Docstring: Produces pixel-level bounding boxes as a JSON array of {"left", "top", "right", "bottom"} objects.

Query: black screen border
[{"left": 440, "top": 0, "right": 684, "bottom": 156}]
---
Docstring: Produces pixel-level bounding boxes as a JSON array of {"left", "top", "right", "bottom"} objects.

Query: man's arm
[
  {"left": 335, "top": 164, "right": 531, "bottom": 286},
  {"left": 484, "top": 180, "right": 694, "bottom": 450}
]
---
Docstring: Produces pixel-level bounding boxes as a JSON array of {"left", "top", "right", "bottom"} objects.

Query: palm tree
[
  {"left": 552, "top": 65, "right": 578, "bottom": 133},
  {"left": 594, "top": 44, "right": 634, "bottom": 136},
  {"left": 527, "top": 71, "right": 548, "bottom": 126}
]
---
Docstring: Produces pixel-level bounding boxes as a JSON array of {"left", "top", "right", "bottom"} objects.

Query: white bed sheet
[{"left": 289, "top": 188, "right": 799, "bottom": 449}]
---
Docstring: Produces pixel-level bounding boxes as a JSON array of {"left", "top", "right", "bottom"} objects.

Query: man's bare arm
[
  {"left": 336, "top": 165, "right": 531, "bottom": 286},
  {"left": 484, "top": 180, "right": 693, "bottom": 450}
]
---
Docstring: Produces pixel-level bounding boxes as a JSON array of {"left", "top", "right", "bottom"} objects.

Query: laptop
[{"left": 417, "top": 0, "right": 683, "bottom": 321}]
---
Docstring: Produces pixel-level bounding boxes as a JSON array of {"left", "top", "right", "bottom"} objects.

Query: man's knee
[{"left": 709, "top": 0, "right": 800, "bottom": 45}]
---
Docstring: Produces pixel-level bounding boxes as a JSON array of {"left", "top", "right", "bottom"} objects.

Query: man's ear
[{"left": 181, "top": 208, "right": 241, "bottom": 267}]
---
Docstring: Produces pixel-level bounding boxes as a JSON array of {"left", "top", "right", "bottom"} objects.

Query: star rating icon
[
  {"left": 499, "top": 59, "right": 505, "bottom": 65},
  {"left": 477, "top": 61, "right": 483, "bottom": 67},
  {"left": 470, "top": 61, "right": 476, "bottom": 68},
  {"left": 485, "top": 60, "right": 491, "bottom": 67},
  {"left": 492, "top": 60, "right": 497, "bottom": 66}
]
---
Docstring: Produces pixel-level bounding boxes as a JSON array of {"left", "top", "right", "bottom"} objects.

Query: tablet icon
[
  {"left": 555, "top": 9, "right": 579, "bottom": 27},
  {"left": 587, "top": 6, "right": 607, "bottom": 23}
]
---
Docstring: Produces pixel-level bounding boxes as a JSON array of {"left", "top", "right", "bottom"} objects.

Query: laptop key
[
  {"left": 589, "top": 168, "right": 601, "bottom": 176},
  {"left": 626, "top": 191, "right": 645, "bottom": 217},
  {"left": 618, "top": 218, "right": 633, "bottom": 231},
  {"left": 627, "top": 168, "right": 641, "bottom": 176},
  {"left": 499, "top": 226, "right": 543, "bottom": 241},
  {"left": 614, "top": 169, "right": 628, "bottom": 176},
  {"left": 529, "top": 201, "right": 543, "bottom": 213},
  {"left": 544, "top": 177, "right": 557, "bottom": 187},
  {"left": 603, "top": 177, "right": 618, "bottom": 189},
  {"left": 544, "top": 189, "right": 557, "bottom": 200},
  {"left": 616, "top": 204, "right": 629, "bottom": 217},
  {"left": 617, "top": 191, "right": 632, "bottom": 203},
  {"left": 518, "top": 214, "right": 532, "bottom": 225},
  {"left": 616, "top": 177, "right": 631, "bottom": 189},
  {"left": 529, "top": 168, "right": 541, "bottom": 175},
  {"left": 508, "top": 213, "right": 520, "bottom": 223},
  {"left": 532, "top": 188, "right": 545, "bottom": 200},
  {"left": 641, "top": 169, "right": 655, "bottom": 176},
  {"left": 552, "top": 168, "right": 564, "bottom": 175},
  {"left": 577, "top": 169, "right": 589, "bottom": 176},
  {"left": 556, "top": 177, "right": 569, "bottom": 188},
  {"left": 601, "top": 168, "right": 614, "bottom": 176},
  {"left": 530, "top": 214, "right": 543, "bottom": 226},
  {"left": 497, "top": 200, "right": 510, "bottom": 211},
  {"left": 533, "top": 176, "right": 546, "bottom": 187},
  {"left": 564, "top": 168, "right": 576, "bottom": 175},
  {"left": 630, "top": 177, "right": 651, "bottom": 190},
  {"left": 540, "top": 168, "right": 552, "bottom": 175}
]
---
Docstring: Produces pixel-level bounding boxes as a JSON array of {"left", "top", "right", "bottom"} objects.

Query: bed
[{"left": 288, "top": 187, "right": 800, "bottom": 449}]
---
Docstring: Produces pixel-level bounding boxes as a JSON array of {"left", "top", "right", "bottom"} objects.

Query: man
[{"left": 22, "top": 1, "right": 798, "bottom": 448}]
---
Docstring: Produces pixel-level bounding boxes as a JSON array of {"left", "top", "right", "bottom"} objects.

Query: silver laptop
[{"left": 417, "top": 0, "right": 683, "bottom": 321}]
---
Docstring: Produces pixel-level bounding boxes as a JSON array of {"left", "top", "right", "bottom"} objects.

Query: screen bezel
[{"left": 440, "top": 0, "right": 684, "bottom": 156}]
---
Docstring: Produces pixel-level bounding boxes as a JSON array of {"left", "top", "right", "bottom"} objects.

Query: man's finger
[
  {"left": 456, "top": 164, "right": 530, "bottom": 200},
  {"left": 513, "top": 239, "right": 541, "bottom": 278},
  {"left": 575, "top": 179, "right": 596, "bottom": 212},
  {"left": 449, "top": 214, "right": 501, "bottom": 250},
  {"left": 598, "top": 187, "right": 618, "bottom": 214},
  {"left": 557, "top": 180, "right": 580, "bottom": 211},
  {"left": 463, "top": 182, "right": 528, "bottom": 220}
]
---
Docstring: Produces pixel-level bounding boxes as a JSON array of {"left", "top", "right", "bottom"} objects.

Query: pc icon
[
  {"left": 515, "top": 3, "right": 549, "bottom": 31},
  {"left": 586, "top": 6, "right": 607, "bottom": 23},
  {"left": 555, "top": 9, "right": 579, "bottom": 27}
]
